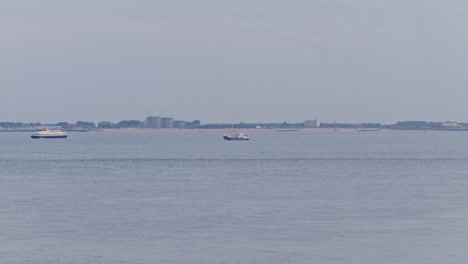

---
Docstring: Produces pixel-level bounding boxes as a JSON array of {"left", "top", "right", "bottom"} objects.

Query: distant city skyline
[
  {"left": 3, "top": 117, "right": 468, "bottom": 132},
  {"left": 1, "top": 1, "right": 467, "bottom": 124},
  {"left": 1, "top": 111, "right": 468, "bottom": 126},
  {"left": 1, "top": 115, "right": 466, "bottom": 127}
]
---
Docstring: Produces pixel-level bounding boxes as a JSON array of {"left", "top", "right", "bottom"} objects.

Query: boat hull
[
  {"left": 223, "top": 135, "right": 249, "bottom": 140},
  {"left": 31, "top": 135, "right": 68, "bottom": 139}
]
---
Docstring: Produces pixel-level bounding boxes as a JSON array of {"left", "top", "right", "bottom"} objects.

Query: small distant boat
[
  {"left": 31, "top": 128, "right": 68, "bottom": 139},
  {"left": 223, "top": 128, "right": 249, "bottom": 140}
]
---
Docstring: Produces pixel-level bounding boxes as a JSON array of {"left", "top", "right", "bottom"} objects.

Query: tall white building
[
  {"left": 145, "top": 116, "right": 161, "bottom": 128},
  {"left": 305, "top": 119, "right": 320, "bottom": 128},
  {"left": 161, "top": 117, "right": 174, "bottom": 128}
]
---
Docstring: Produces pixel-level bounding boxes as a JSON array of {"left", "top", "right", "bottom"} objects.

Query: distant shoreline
[
  {"left": 1, "top": 128, "right": 358, "bottom": 132},
  {"left": 4, "top": 128, "right": 468, "bottom": 133}
]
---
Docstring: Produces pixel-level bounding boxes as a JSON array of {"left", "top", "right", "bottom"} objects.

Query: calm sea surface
[{"left": 1, "top": 130, "right": 468, "bottom": 263}]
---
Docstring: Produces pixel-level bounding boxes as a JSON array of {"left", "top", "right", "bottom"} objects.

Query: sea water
[{"left": 1, "top": 130, "right": 468, "bottom": 263}]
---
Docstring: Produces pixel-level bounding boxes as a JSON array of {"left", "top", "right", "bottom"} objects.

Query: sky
[{"left": 1, "top": 0, "right": 467, "bottom": 124}]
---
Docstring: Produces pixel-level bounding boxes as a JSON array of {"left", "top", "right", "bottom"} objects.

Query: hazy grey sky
[{"left": 1, "top": 0, "right": 467, "bottom": 124}]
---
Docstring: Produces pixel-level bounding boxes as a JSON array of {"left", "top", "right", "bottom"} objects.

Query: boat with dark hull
[
  {"left": 31, "top": 129, "right": 68, "bottom": 139},
  {"left": 223, "top": 128, "right": 249, "bottom": 141}
]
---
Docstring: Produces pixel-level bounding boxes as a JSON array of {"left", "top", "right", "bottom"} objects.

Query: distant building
[
  {"left": 442, "top": 121, "right": 459, "bottom": 127},
  {"left": 304, "top": 119, "right": 320, "bottom": 128},
  {"left": 160, "top": 117, "right": 174, "bottom": 128},
  {"left": 173, "top": 120, "right": 186, "bottom": 129},
  {"left": 145, "top": 116, "right": 161, "bottom": 128}
]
